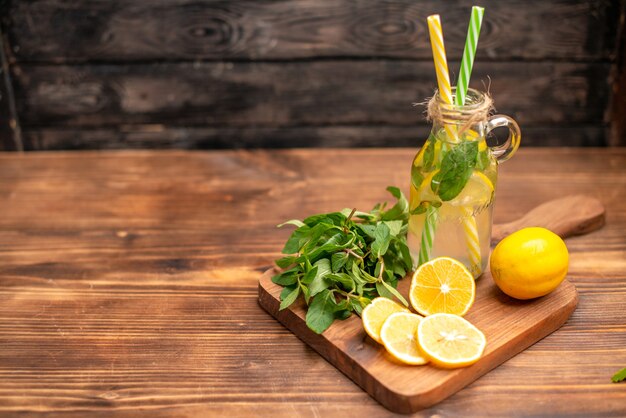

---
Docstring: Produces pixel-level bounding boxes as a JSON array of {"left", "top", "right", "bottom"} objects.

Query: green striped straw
[
  {"left": 456, "top": 6, "right": 485, "bottom": 276},
  {"left": 418, "top": 205, "right": 438, "bottom": 266},
  {"left": 418, "top": 8, "right": 484, "bottom": 268},
  {"left": 455, "top": 6, "right": 484, "bottom": 106}
]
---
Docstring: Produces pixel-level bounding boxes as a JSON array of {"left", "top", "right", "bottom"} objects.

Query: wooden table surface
[{"left": 0, "top": 148, "right": 625, "bottom": 417}]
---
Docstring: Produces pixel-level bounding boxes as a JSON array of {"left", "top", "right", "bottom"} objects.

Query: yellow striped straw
[
  {"left": 427, "top": 13, "right": 482, "bottom": 277},
  {"left": 462, "top": 206, "right": 482, "bottom": 277},
  {"left": 427, "top": 14, "right": 456, "bottom": 141}
]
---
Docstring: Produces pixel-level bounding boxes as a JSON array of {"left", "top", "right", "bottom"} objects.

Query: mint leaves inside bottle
[
  {"left": 272, "top": 187, "right": 413, "bottom": 334},
  {"left": 431, "top": 140, "right": 478, "bottom": 201}
]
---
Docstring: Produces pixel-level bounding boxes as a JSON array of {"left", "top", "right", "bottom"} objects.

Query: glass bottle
[{"left": 409, "top": 88, "right": 521, "bottom": 278}]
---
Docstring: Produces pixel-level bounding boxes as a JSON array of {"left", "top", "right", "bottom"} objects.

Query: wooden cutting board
[{"left": 258, "top": 195, "right": 604, "bottom": 414}]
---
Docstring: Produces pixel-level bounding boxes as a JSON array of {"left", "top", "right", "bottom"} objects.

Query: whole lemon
[{"left": 490, "top": 227, "right": 569, "bottom": 300}]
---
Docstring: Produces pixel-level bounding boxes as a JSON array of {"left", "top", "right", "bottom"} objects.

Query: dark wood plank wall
[{"left": 0, "top": 0, "right": 624, "bottom": 150}]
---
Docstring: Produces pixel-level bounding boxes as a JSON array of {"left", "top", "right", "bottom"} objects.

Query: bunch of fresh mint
[{"left": 272, "top": 187, "right": 413, "bottom": 334}]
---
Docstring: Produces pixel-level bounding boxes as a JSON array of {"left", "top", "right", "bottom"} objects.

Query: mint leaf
[
  {"left": 350, "top": 297, "right": 371, "bottom": 316},
  {"left": 300, "top": 265, "right": 319, "bottom": 285},
  {"left": 431, "top": 141, "right": 478, "bottom": 201},
  {"left": 390, "top": 258, "right": 406, "bottom": 277},
  {"left": 281, "top": 225, "right": 311, "bottom": 254},
  {"left": 306, "top": 289, "right": 337, "bottom": 334},
  {"left": 333, "top": 298, "right": 352, "bottom": 320},
  {"left": 612, "top": 368, "right": 626, "bottom": 383},
  {"left": 277, "top": 219, "right": 305, "bottom": 228},
  {"left": 300, "top": 283, "right": 310, "bottom": 304},
  {"left": 382, "top": 186, "right": 409, "bottom": 222},
  {"left": 379, "top": 279, "right": 408, "bottom": 307},
  {"left": 411, "top": 165, "right": 424, "bottom": 189},
  {"left": 307, "top": 262, "right": 333, "bottom": 297},
  {"left": 397, "top": 240, "right": 413, "bottom": 271},
  {"left": 275, "top": 255, "right": 297, "bottom": 269},
  {"left": 335, "top": 309, "right": 352, "bottom": 320},
  {"left": 384, "top": 220, "right": 403, "bottom": 237},
  {"left": 341, "top": 208, "right": 376, "bottom": 222},
  {"left": 271, "top": 268, "right": 299, "bottom": 286},
  {"left": 303, "top": 212, "right": 346, "bottom": 227},
  {"left": 280, "top": 285, "right": 296, "bottom": 301},
  {"left": 423, "top": 134, "right": 436, "bottom": 171},
  {"left": 410, "top": 204, "right": 427, "bottom": 215},
  {"left": 371, "top": 222, "right": 391, "bottom": 258},
  {"left": 357, "top": 224, "right": 376, "bottom": 238},
  {"left": 327, "top": 273, "right": 355, "bottom": 292},
  {"left": 349, "top": 298, "right": 364, "bottom": 315},
  {"left": 300, "top": 223, "right": 336, "bottom": 254},
  {"left": 306, "top": 232, "right": 353, "bottom": 261},
  {"left": 279, "top": 285, "right": 300, "bottom": 310},
  {"left": 308, "top": 276, "right": 331, "bottom": 297},
  {"left": 359, "top": 267, "right": 379, "bottom": 283},
  {"left": 410, "top": 200, "right": 441, "bottom": 215},
  {"left": 313, "top": 258, "right": 331, "bottom": 278},
  {"left": 331, "top": 252, "right": 349, "bottom": 272},
  {"left": 350, "top": 263, "right": 367, "bottom": 293},
  {"left": 375, "top": 281, "right": 393, "bottom": 300}
]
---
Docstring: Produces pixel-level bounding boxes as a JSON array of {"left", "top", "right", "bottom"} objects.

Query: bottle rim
[
  {"left": 429, "top": 87, "right": 492, "bottom": 126},
  {"left": 433, "top": 87, "right": 486, "bottom": 111}
]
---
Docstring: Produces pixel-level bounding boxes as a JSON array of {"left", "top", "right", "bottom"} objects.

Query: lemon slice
[
  {"left": 417, "top": 313, "right": 486, "bottom": 368},
  {"left": 413, "top": 139, "right": 443, "bottom": 168},
  {"left": 415, "top": 170, "right": 439, "bottom": 203},
  {"left": 362, "top": 297, "right": 409, "bottom": 343},
  {"left": 380, "top": 312, "right": 428, "bottom": 365},
  {"left": 409, "top": 256, "right": 476, "bottom": 316},
  {"left": 414, "top": 169, "right": 493, "bottom": 209},
  {"left": 449, "top": 170, "right": 494, "bottom": 208}
]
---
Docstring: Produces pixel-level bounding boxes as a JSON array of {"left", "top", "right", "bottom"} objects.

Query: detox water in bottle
[{"left": 408, "top": 88, "right": 520, "bottom": 278}]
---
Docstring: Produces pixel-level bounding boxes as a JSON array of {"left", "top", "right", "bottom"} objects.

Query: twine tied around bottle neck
[{"left": 426, "top": 90, "right": 494, "bottom": 135}]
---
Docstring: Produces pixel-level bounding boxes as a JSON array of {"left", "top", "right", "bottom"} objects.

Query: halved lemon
[
  {"left": 380, "top": 312, "right": 428, "bottom": 365},
  {"left": 362, "top": 297, "right": 409, "bottom": 343},
  {"left": 409, "top": 257, "right": 476, "bottom": 316},
  {"left": 417, "top": 313, "right": 486, "bottom": 368}
]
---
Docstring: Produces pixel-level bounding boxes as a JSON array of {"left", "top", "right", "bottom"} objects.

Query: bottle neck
[
  {"left": 427, "top": 88, "right": 493, "bottom": 144},
  {"left": 431, "top": 121, "right": 486, "bottom": 145}
]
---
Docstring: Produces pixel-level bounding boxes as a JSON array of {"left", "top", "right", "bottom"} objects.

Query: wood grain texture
[
  {"left": 21, "top": 125, "right": 609, "bottom": 151},
  {"left": 609, "top": 0, "right": 626, "bottom": 146},
  {"left": 0, "top": 148, "right": 625, "bottom": 417},
  {"left": 11, "top": 61, "right": 610, "bottom": 127},
  {"left": 1, "top": 0, "right": 621, "bottom": 150},
  {"left": 491, "top": 195, "right": 606, "bottom": 242},
  {"left": 259, "top": 268, "right": 578, "bottom": 413},
  {"left": 4, "top": 0, "right": 620, "bottom": 62},
  {"left": 0, "top": 33, "right": 21, "bottom": 151}
]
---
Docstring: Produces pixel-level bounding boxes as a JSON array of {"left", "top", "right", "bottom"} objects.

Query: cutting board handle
[{"left": 491, "top": 195, "right": 605, "bottom": 243}]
